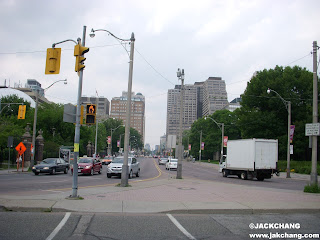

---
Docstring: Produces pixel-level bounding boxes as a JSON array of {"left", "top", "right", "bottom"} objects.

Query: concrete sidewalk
[{"left": 0, "top": 169, "right": 319, "bottom": 214}]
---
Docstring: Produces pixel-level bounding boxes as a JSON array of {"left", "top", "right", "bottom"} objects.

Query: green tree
[{"left": 238, "top": 65, "right": 316, "bottom": 160}]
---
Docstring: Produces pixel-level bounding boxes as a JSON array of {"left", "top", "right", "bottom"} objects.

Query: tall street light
[
  {"left": 204, "top": 116, "right": 224, "bottom": 164},
  {"left": 267, "top": 88, "right": 291, "bottom": 178},
  {"left": 31, "top": 79, "right": 67, "bottom": 167},
  {"left": 90, "top": 28, "right": 135, "bottom": 187},
  {"left": 177, "top": 68, "right": 184, "bottom": 179}
]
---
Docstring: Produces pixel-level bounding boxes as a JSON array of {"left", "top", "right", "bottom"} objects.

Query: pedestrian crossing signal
[{"left": 86, "top": 104, "right": 96, "bottom": 125}]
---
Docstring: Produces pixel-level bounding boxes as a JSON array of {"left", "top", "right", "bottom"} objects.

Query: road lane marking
[
  {"left": 167, "top": 214, "right": 196, "bottom": 240},
  {"left": 46, "top": 212, "right": 71, "bottom": 240}
]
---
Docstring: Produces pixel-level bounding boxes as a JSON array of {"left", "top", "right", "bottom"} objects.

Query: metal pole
[
  {"left": 177, "top": 74, "right": 184, "bottom": 179},
  {"left": 199, "top": 130, "right": 202, "bottom": 162},
  {"left": 110, "top": 129, "right": 113, "bottom": 155},
  {"left": 121, "top": 32, "right": 135, "bottom": 187},
  {"left": 71, "top": 26, "right": 87, "bottom": 198},
  {"left": 221, "top": 123, "right": 224, "bottom": 162},
  {"left": 311, "top": 41, "right": 318, "bottom": 185},
  {"left": 286, "top": 101, "right": 291, "bottom": 178},
  {"left": 31, "top": 90, "right": 39, "bottom": 168},
  {"left": 95, "top": 117, "right": 98, "bottom": 156}
]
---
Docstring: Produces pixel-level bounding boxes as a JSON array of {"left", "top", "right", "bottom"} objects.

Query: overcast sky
[{"left": 1, "top": 0, "right": 319, "bottom": 149}]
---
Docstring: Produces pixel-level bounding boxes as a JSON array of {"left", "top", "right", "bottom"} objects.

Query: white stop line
[
  {"left": 167, "top": 214, "right": 196, "bottom": 240},
  {"left": 46, "top": 212, "right": 71, "bottom": 240}
]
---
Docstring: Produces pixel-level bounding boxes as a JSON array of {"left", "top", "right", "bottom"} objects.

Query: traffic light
[
  {"left": 45, "top": 48, "right": 61, "bottom": 74},
  {"left": 74, "top": 44, "right": 89, "bottom": 73},
  {"left": 17, "top": 105, "right": 26, "bottom": 119},
  {"left": 85, "top": 104, "right": 96, "bottom": 125}
]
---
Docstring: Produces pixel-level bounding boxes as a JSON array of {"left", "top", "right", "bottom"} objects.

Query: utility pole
[
  {"left": 177, "top": 68, "right": 184, "bottom": 179},
  {"left": 31, "top": 89, "right": 39, "bottom": 168},
  {"left": 311, "top": 41, "right": 318, "bottom": 185},
  {"left": 121, "top": 33, "right": 135, "bottom": 187},
  {"left": 199, "top": 130, "right": 202, "bottom": 162},
  {"left": 71, "top": 26, "right": 87, "bottom": 198}
]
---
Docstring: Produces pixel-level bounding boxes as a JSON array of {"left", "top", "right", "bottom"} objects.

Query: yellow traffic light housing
[
  {"left": 74, "top": 44, "right": 89, "bottom": 73},
  {"left": 85, "top": 104, "right": 96, "bottom": 125},
  {"left": 45, "top": 48, "right": 61, "bottom": 74},
  {"left": 17, "top": 105, "right": 26, "bottom": 119}
]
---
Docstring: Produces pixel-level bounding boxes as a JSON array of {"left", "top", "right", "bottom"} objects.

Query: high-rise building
[
  {"left": 166, "top": 84, "right": 198, "bottom": 137},
  {"left": 202, "top": 77, "right": 228, "bottom": 116},
  {"left": 110, "top": 92, "right": 145, "bottom": 143},
  {"left": 166, "top": 77, "right": 228, "bottom": 138},
  {"left": 81, "top": 96, "right": 110, "bottom": 120}
]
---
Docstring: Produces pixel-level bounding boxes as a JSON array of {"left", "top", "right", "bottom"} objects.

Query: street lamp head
[
  {"left": 89, "top": 29, "right": 95, "bottom": 38},
  {"left": 267, "top": 88, "right": 271, "bottom": 94},
  {"left": 177, "top": 68, "right": 181, "bottom": 78}
]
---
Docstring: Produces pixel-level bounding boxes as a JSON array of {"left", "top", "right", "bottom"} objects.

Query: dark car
[
  {"left": 72, "top": 157, "right": 102, "bottom": 175},
  {"left": 32, "top": 158, "right": 69, "bottom": 175}
]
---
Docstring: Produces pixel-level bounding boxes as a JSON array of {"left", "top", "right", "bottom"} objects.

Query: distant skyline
[{"left": 0, "top": 0, "right": 319, "bottom": 148}]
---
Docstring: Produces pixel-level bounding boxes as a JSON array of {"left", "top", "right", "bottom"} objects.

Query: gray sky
[{"left": 1, "top": 0, "right": 319, "bottom": 149}]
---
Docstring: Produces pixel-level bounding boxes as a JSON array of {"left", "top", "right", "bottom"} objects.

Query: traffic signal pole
[{"left": 71, "top": 26, "right": 87, "bottom": 198}]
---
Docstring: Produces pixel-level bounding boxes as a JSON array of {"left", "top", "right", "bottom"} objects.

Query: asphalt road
[
  {"left": 0, "top": 212, "right": 319, "bottom": 240},
  {"left": 0, "top": 157, "right": 311, "bottom": 196}
]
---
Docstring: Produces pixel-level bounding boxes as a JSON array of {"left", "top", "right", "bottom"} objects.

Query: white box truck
[{"left": 219, "top": 139, "right": 279, "bottom": 181}]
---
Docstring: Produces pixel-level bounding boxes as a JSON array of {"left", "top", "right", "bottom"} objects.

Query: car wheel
[
  {"left": 90, "top": 168, "right": 94, "bottom": 176},
  {"left": 136, "top": 169, "right": 140, "bottom": 177},
  {"left": 129, "top": 170, "right": 133, "bottom": 179},
  {"left": 222, "top": 169, "right": 228, "bottom": 177},
  {"left": 51, "top": 168, "right": 56, "bottom": 175},
  {"left": 98, "top": 169, "right": 101, "bottom": 174},
  {"left": 34, "top": 172, "right": 39, "bottom": 175},
  {"left": 64, "top": 168, "right": 68, "bottom": 174},
  {"left": 240, "top": 172, "right": 247, "bottom": 180},
  {"left": 107, "top": 173, "right": 111, "bottom": 178}
]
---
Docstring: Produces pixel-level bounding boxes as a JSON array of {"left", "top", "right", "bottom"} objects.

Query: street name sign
[{"left": 305, "top": 123, "right": 320, "bottom": 136}]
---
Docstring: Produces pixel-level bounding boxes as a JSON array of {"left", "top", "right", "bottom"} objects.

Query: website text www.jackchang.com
[{"left": 249, "top": 232, "right": 319, "bottom": 239}]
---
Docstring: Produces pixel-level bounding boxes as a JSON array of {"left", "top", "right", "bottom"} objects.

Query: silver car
[
  {"left": 107, "top": 156, "right": 140, "bottom": 178},
  {"left": 158, "top": 158, "right": 168, "bottom": 165}
]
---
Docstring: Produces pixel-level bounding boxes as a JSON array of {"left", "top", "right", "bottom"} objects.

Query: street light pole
[
  {"left": 204, "top": 116, "right": 224, "bottom": 163},
  {"left": 90, "top": 28, "right": 134, "bottom": 187},
  {"left": 177, "top": 68, "right": 184, "bottom": 179},
  {"left": 31, "top": 79, "right": 67, "bottom": 168},
  {"left": 267, "top": 88, "right": 291, "bottom": 178},
  {"left": 311, "top": 41, "right": 318, "bottom": 185},
  {"left": 121, "top": 33, "right": 135, "bottom": 187}
]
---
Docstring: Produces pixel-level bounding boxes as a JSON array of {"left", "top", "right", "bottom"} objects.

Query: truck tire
[
  {"left": 240, "top": 172, "right": 247, "bottom": 180},
  {"left": 222, "top": 169, "right": 228, "bottom": 177},
  {"left": 136, "top": 169, "right": 140, "bottom": 177},
  {"left": 257, "top": 176, "right": 265, "bottom": 181},
  {"left": 129, "top": 170, "right": 133, "bottom": 179}
]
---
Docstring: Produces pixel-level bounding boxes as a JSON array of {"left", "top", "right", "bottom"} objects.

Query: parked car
[
  {"left": 72, "top": 157, "right": 102, "bottom": 175},
  {"left": 107, "top": 156, "right": 140, "bottom": 178},
  {"left": 32, "top": 158, "right": 69, "bottom": 175},
  {"left": 102, "top": 156, "right": 113, "bottom": 165},
  {"left": 166, "top": 159, "right": 178, "bottom": 170},
  {"left": 158, "top": 158, "right": 168, "bottom": 165}
]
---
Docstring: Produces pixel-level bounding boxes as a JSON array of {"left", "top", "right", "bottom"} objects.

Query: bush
[{"left": 304, "top": 184, "right": 320, "bottom": 193}]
